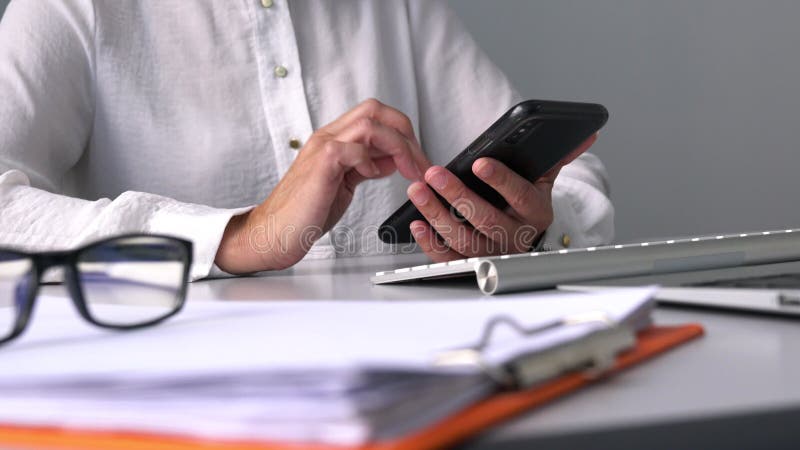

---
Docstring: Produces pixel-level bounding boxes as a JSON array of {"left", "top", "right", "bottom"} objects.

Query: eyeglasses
[{"left": 0, "top": 235, "right": 192, "bottom": 346}]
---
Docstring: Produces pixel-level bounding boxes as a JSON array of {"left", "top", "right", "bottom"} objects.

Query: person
[{"left": 0, "top": 0, "right": 613, "bottom": 279}]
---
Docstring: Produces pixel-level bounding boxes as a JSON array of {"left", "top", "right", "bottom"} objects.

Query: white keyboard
[{"left": 370, "top": 229, "right": 800, "bottom": 294}]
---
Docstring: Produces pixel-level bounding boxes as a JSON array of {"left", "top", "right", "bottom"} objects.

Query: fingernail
[
  {"left": 410, "top": 222, "right": 427, "bottom": 237},
  {"left": 476, "top": 160, "right": 494, "bottom": 178},
  {"left": 371, "top": 162, "right": 380, "bottom": 176},
  {"left": 426, "top": 168, "right": 447, "bottom": 190},
  {"left": 408, "top": 183, "right": 430, "bottom": 206}
]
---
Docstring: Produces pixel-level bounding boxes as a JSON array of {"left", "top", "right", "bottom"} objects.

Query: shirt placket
[
  {"left": 250, "top": 0, "right": 334, "bottom": 257},
  {"left": 251, "top": 0, "right": 314, "bottom": 175}
]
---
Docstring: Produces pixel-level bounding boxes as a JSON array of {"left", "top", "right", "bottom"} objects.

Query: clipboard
[{"left": 0, "top": 324, "right": 703, "bottom": 450}]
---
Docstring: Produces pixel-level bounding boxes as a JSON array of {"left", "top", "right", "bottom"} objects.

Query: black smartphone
[{"left": 378, "top": 99, "right": 609, "bottom": 244}]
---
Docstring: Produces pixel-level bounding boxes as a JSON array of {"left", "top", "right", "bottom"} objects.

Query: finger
[
  {"left": 322, "top": 98, "right": 432, "bottom": 175},
  {"left": 473, "top": 158, "right": 552, "bottom": 228},
  {"left": 320, "top": 140, "right": 380, "bottom": 180},
  {"left": 423, "top": 166, "right": 534, "bottom": 252},
  {"left": 410, "top": 220, "right": 464, "bottom": 263},
  {"left": 322, "top": 98, "right": 417, "bottom": 143},
  {"left": 337, "top": 117, "right": 424, "bottom": 180},
  {"left": 371, "top": 156, "right": 397, "bottom": 177},
  {"left": 406, "top": 182, "right": 498, "bottom": 257},
  {"left": 540, "top": 133, "right": 598, "bottom": 183},
  {"left": 344, "top": 156, "right": 397, "bottom": 189}
]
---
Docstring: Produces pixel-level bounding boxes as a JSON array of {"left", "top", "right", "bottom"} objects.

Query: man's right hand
[{"left": 215, "top": 99, "right": 430, "bottom": 273}]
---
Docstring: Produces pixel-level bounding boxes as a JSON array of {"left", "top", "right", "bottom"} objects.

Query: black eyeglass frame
[{"left": 0, "top": 234, "right": 193, "bottom": 345}]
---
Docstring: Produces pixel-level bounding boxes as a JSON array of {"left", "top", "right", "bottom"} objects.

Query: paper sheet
[
  {"left": 0, "top": 288, "right": 655, "bottom": 380},
  {"left": 0, "top": 287, "right": 656, "bottom": 445}
]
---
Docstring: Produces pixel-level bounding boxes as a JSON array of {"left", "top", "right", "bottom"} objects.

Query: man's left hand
[{"left": 407, "top": 134, "right": 598, "bottom": 262}]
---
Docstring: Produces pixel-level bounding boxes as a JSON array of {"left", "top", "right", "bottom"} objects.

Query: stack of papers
[{"left": 0, "top": 288, "right": 655, "bottom": 445}]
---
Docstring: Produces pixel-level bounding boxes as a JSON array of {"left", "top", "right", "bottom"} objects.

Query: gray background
[
  {"left": 2, "top": 1, "right": 799, "bottom": 242},
  {"left": 448, "top": 0, "right": 800, "bottom": 242}
]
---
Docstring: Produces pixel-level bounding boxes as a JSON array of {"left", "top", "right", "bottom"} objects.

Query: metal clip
[{"left": 434, "top": 311, "right": 633, "bottom": 389}]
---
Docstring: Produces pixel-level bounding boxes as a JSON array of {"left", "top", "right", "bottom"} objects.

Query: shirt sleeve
[
  {"left": 0, "top": 1, "right": 250, "bottom": 280},
  {"left": 406, "top": 0, "right": 614, "bottom": 249}
]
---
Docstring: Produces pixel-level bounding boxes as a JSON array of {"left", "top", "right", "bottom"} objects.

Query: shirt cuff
[
  {"left": 140, "top": 200, "right": 254, "bottom": 281},
  {"left": 535, "top": 175, "right": 615, "bottom": 252},
  {"left": 111, "top": 194, "right": 254, "bottom": 281},
  {"left": 535, "top": 201, "right": 580, "bottom": 252}
]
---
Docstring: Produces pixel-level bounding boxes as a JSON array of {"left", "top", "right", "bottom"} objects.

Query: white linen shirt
[{"left": 0, "top": 0, "right": 614, "bottom": 280}]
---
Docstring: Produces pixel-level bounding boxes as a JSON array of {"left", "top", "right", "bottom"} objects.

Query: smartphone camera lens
[
  {"left": 504, "top": 121, "right": 538, "bottom": 145},
  {"left": 504, "top": 129, "right": 524, "bottom": 145}
]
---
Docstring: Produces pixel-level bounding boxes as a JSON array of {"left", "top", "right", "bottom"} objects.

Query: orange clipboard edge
[{"left": 0, "top": 324, "right": 704, "bottom": 450}]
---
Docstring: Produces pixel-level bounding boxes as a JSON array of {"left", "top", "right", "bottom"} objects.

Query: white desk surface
[{"left": 59, "top": 253, "right": 800, "bottom": 449}]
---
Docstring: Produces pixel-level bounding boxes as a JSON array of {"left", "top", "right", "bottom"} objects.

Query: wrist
[
  {"left": 216, "top": 208, "right": 304, "bottom": 273},
  {"left": 215, "top": 211, "right": 258, "bottom": 274}
]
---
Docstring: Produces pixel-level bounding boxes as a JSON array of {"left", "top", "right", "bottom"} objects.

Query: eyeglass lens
[
  {"left": 76, "top": 237, "right": 187, "bottom": 327},
  {"left": 0, "top": 253, "right": 34, "bottom": 340}
]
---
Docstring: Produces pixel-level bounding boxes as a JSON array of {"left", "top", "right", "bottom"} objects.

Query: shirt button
[
  {"left": 261, "top": 0, "right": 274, "bottom": 8},
  {"left": 561, "top": 233, "right": 572, "bottom": 248},
  {"left": 274, "top": 65, "right": 288, "bottom": 78},
  {"left": 289, "top": 138, "right": 302, "bottom": 150}
]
